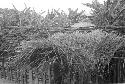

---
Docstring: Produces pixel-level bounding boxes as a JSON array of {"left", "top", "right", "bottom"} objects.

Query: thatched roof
[{"left": 9, "top": 30, "right": 125, "bottom": 72}]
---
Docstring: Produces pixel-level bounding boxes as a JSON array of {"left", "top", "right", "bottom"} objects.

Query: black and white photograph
[{"left": 0, "top": 0, "right": 125, "bottom": 84}]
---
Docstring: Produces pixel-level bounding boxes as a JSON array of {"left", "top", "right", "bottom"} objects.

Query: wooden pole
[
  {"left": 14, "top": 70, "right": 18, "bottom": 83},
  {"left": 25, "top": 70, "right": 28, "bottom": 84},
  {"left": 16, "top": 70, "right": 19, "bottom": 84},
  {"left": 20, "top": 73, "right": 24, "bottom": 84},
  {"left": 117, "top": 59, "right": 121, "bottom": 83},
  {"left": 29, "top": 70, "right": 33, "bottom": 84},
  {"left": 49, "top": 65, "right": 51, "bottom": 84},
  {"left": 10, "top": 68, "right": 12, "bottom": 81},
  {"left": 24, "top": 70, "right": 26, "bottom": 84},
  {"left": 18, "top": 71, "right": 21, "bottom": 84},
  {"left": 2, "top": 55, "right": 5, "bottom": 79},
  {"left": 35, "top": 76, "right": 39, "bottom": 84},
  {"left": 34, "top": 70, "right": 39, "bottom": 84}
]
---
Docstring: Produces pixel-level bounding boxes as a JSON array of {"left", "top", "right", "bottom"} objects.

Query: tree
[{"left": 83, "top": 0, "right": 125, "bottom": 35}]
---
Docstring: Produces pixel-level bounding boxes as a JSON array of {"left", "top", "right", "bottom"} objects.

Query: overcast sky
[{"left": 0, "top": 0, "right": 106, "bottom": 15}]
